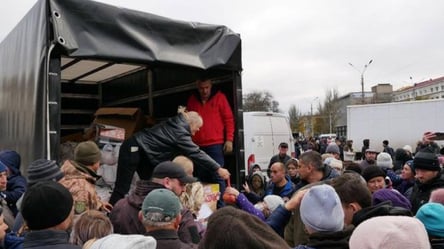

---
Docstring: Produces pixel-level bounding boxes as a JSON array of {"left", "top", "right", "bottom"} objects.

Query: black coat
[
  {"left": 23, "top": 230, "right": 80, "bottom": 249},
  {"left": 134, "top": 114, "right": 219, "bottom": 171},
  {"left": 410, "top": 172, "right": 444, "bottom": 214}
]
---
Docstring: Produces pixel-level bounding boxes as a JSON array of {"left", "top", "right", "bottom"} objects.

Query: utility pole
[{"left": 349, "top": 59, "right": 373, "bottom": 104}]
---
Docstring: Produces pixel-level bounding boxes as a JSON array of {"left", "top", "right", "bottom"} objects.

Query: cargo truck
[
  {"left": 347, "top": 99, "right": 444, "bottom": 152},
  {"left": 0, "top": 0, "right": 244, "bottom": 185}
]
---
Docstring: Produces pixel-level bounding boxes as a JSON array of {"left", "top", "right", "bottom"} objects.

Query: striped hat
[{"left": 27, "top": 159, "right": 64, "bottom": 187}]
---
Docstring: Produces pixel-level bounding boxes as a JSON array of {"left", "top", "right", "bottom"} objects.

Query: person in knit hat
[
  {"left": 60, "top": 141, "right": 113, "bottom": 216},
  {"left": 349, "top": 216, "right": 430, "bottom": 249},
  {"left": 294, "top": 184, "right": 352, "bottom": 249},
  {"left": 376, "top": 152, "right": 393, "bottom": 168},
  {"left": 429, "top": 188, "right": 444, "bottom": 205},
  {"left": 0, "top": 150, "right": 27, "bottom": 217},
  {"left": 86, "top": 234, "right": 156, "bottom": 249},
  {"left": 372, "top": 188, "right": 412, "bottom": 210},
  {"left": 3, "top": 159, "right": 67, "bottom": 249},
  {"left": 415, "top": 202, "right": 444, "bottom": 248},
  {"left": 410, "top": 147, "right": 444, "bottom": 214},
  {"left": 376, "top": 152, "right": 402, "bottom": 189},
  {"left": 325, "top": 143, "right": 341, "bottom": 160},
  {"left": 198, "top": 206, "right": 290, "bottom": 249},
  {"left": 361, "top": 165, "right": 386, "bottom": 193},
  {"left": 21, "top": 181, "right": 80, "bottom": 249}
]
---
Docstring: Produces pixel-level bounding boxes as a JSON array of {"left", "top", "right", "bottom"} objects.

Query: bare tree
[
  {"left": 317, "top": 88, "right": 340, "bottom": 134},
  {"left": 288, "top": 104, "right": 302, "bottom": 132},
  {"left": 243, "top": 90, "right": 280, "bottom": 112}
]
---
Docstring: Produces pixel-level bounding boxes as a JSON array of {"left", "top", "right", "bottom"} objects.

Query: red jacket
[{"left": 187, "top": 91, "right": 234, "bottom": 147}]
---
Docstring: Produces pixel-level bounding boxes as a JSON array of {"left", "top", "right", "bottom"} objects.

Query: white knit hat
[
  {"left": 89, "top": 234, "right": 156, "bottom": 249},
  {"left": 349, "top": 216, "right": 430, "bottom": 249},
  {"left": 263, "top": 195, "right": 284, "bottom": 213},
  {"left": 376, "top": 152, "right": 393, "bottom": 168}
]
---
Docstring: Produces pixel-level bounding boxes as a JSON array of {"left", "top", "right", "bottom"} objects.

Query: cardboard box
[{"left": 94, "top": 107, "right": 145, "bottom": 139}]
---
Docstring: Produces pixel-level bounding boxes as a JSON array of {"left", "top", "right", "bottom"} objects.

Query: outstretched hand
[{"left": 217, "top": 167, "right": 231, "bottom": 180}]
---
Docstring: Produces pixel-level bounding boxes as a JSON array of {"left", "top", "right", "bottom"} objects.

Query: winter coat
[
  {"left": 410, "top": 172, "right": 444, "bottom": 214},
  {"left": 134, "top": 114, "right": 220, "bottom": 171},
  {"left": 110, "top": 180, "right": 164, "bottom": 234},
  {"left": 265, "top": 175, "right": 295, "bottom": 200},
  {"left": 187, "top": 90, "right": 234, "bottom": 147},
  {"left": 395, "top": 179, "right": 415, "bottom": 199},
  {"left": 146, "top": 229, "right": 196, "bottom": 249},
  {"left": 244, "top": 171, "right": 266, "bottom": 204},
  {"left": 109, "top": 180, "right": 200, "bottom": 244},
  {"left": 351, "top": 200, "right": 412, "bottom": 226},
  {"left": 60, "top": 160, "right": 103, "bottom": 216},
  {"left": 0, "top": 150, "right": 27, "bottom": 216},
  {"left": 4, "top": 231, "right": 24, "bottom": 249},
  {"left": 286, "top": 168, "right": 340, "bottom": 247},
  {"left": 178, "top": 208, "right": 201, "bottom": 244},
  {"left": 293, "top": 226, "right": 354, "bottom": 249},
  {"left": 234, "top": 193, "right": 265, "bottom": 221},
  {"left": 266, "top": 204, "right": 292, "bottom": 237},
  {"left": 23, "top": 230, "right": 80, "bottom": 249}
]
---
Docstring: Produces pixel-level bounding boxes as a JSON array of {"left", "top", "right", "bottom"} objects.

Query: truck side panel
[{"left": 347, "top": 100, "right": 444, "bottom": 151}]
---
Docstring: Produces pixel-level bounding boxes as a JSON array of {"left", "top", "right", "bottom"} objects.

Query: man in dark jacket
[
  {"left": 21, "top": 181, "right": 80, "bottom": 249},
  {"left": 410, "top": 148, "right": 444, "bottom": 214},
  {"left": 110, "top": 161, "right": 199, "bottom": 244},
  {"left": 109, "top": 111, "right": 230, "bottom": 205},
  {"left": 140, "top": 189, "right": 196, "bottom": 249},
  {"left": 268, "top": 142, "right": 291, "bottom": 176}
]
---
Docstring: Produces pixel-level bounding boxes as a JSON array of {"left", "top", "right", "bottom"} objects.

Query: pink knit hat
[{"left": 349, "top": 216, "right": 430, "bottom": 249}]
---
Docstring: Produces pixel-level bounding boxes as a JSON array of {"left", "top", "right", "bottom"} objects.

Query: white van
[
  {"left": 243, "top": 112, "right": 295, "bottom": 175},
  {"left": 319, "top": 133, "right": 337, "bottom": 144}
]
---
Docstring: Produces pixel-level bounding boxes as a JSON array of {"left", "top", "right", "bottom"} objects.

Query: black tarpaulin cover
[{"left": 0, "top": 0, "right": 241, "bottom": 170}]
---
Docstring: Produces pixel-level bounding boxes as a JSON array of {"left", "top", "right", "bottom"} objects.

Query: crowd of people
[
  {"left": 0, "top": 75, "right": 443, "bottom": 248},
  {"left": 1, "top": 131, "right": 443, "bottom": 249}
]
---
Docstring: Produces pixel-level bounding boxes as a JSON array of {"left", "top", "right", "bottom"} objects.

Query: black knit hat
[
  {"left": 21, "top": 181, "right": 73, "bottom": 230},
  {"left": 362, "top": 165, "right": 386, "bottom": 182},
  {"left": 414, "top": 149, "right": 440, "bottom": 171},
  {"left": 27, "top": 159, "right": 64, "bottom": 187}
]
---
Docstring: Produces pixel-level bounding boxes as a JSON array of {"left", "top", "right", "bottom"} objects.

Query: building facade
[{"left": 393, "top": 76, "right": 444, "bottom": 102}]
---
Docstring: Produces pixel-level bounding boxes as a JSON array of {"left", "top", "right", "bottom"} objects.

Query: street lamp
[
  {"left": 349, "top": 59, "right": 373, "bottom": 104},
  {"left": 310, "top": 97, "right": 319, "bottom": 137}
]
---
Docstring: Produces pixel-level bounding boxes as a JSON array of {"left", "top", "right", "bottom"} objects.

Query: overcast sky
[{"left": 2, "top": 0, "right": 444, "bottom": 113}]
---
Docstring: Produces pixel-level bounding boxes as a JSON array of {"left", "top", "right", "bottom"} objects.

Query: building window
[
  {"left": 441, "top": 85, "right": 444, "bottom": 91},
  {"left": 431, "top": 88, "right": 434, "bottom": 92},
  {"left": 436, "top": 86, "right": 439, "bottom": 91}
]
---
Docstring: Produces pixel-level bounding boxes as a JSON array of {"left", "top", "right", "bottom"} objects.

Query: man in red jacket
[{"left": 187, "top": 76, "right": 234, "bottom": 207}]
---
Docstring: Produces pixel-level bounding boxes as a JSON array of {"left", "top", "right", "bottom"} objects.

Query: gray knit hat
[{"left": 27, "top": 159, "right": 64, "bottom": 187}]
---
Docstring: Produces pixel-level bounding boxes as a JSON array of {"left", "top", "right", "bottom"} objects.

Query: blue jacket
[
  {"left": 4, "top": 232, "right": 24, "bottom": 249},
  {"left": 265, "top": 176, "right": 295, "bottom": 200},
  {"left": 266, "top": 205, "right": 292, "bottom": 237},
  {"left": 0, "top": 150, "right": 27, "bottom": 216}
]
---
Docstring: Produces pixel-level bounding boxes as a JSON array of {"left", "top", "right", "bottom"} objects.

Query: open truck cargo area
[{"left": 0, "top": 0, "right": 244, "bottom": 185}]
